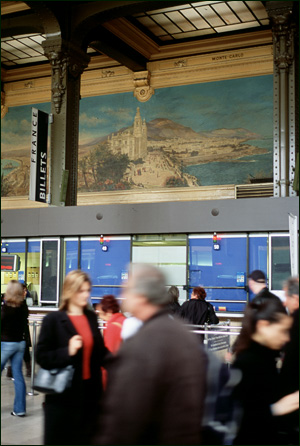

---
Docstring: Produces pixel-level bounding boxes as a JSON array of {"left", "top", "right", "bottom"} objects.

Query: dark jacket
[
  {"left": 232, "top": 341, "right": 281, "bottom": 445},
  {"left": 1, "top": 302, "right": 28, "bottom": 342},
  {"left": 36, "top": 308, "right": 108, "bottom": 445},
  {"left": 168, "top": 300, "right": 181, "bottom": 316},
  {"left": 277, "top": 309, "right": 299, "bottom": 441},
  {"left": 180, "top": 299, "right": 219, "bottom": 325},
  {"left": 93, "top": 310, "right": 207, "bottom": 445},
  {"left": 251, "top": 287, "right": 285, "bottom": 309}
]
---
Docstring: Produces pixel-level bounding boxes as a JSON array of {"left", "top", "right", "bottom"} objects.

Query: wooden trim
[
  {"left": 1, "top": 185, "right": 236, "bottom": 209},
  {"left": 3, "top": 42, "right": 273, "bottom": 106}
]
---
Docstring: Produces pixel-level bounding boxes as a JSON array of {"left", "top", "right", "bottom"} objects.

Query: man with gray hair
[{"left": 93, "top": 263, "right": 207, "bottom": 445}]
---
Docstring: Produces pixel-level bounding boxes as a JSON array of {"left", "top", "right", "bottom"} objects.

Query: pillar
[
  {"left": 266, "top": 1, "right": 297, "bottom": 197},
  {"left": 42, "top": 40, "right": 89, "bottom": 206}
]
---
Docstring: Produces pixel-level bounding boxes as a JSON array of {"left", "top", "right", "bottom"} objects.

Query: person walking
[
  {"left": 36, "top": 270, "right": 108, "bottom": 445},
  {"left": 92, "top": 264, "right": 207, "bottom": 445},
  {"left": 248, "top": 270, "right": 285, "bottom": 309},
  {"left": 277, "top": 277, "right": 299, "bottom": 444},
  {"left": 6, "top": 282, "right": 32, "bottom": 378},
  {"left": 96, "top": 294, "right": 126, "bottom": 389},
  {"left": 167, "top": 285, "right": 181, "bottom": 316},
  {"left": 96, "top": 295, "right": 126, "bottom": 354},
  {"left": 232, "top": 299, "right": 299, "bottom": 445},
  {"left": 180, "top": 286, "right": 219, "bottom": 325},
  {"left": 1, "top": 280, "right": 28, "bottom": 417}
]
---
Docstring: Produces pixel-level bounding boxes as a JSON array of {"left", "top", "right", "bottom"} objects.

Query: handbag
[{"left": 33, "top": 365, "right": 75, "bottom": 394}]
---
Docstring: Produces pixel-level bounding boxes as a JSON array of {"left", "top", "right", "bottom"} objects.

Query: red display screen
[{"left": 1, "top": 255, "right": 20, "bottom": 271}]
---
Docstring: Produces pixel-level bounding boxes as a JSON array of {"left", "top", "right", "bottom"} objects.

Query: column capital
[
  {"left": 42, "top": 39, "right": 89, "bottom": 114},
  {"left": 266, "top": 1, "right": 295, "bottom": 71}
]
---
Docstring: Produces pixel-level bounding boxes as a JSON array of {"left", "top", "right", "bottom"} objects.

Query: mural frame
[{"left": 2, "top": 37, "right": 273, "bottom": 209}]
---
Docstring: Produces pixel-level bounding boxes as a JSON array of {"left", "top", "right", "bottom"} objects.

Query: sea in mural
[{"left": 1, "top": 75, "right": 273, "bottom": 197}]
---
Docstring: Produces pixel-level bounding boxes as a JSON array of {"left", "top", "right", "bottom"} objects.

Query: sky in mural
[
  {"left": 1, "top": 75, "right": 272, "bottom": 152},
  {"left": 1, "top": 75, "right": 273, "bottom": 194},
  {"left": 78, "top": 75, "right": 273, "bottom": 145}
]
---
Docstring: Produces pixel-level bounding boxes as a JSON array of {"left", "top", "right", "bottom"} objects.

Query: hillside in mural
[
  {"left": 1, "top": 76, "right": 273, "bottom": 197},
  {"left": 77, "top": 107, "right": 270, "bottom": 192}
]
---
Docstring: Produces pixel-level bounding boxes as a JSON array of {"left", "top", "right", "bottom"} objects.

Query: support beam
[
  {"left": 89, "top": 26, "right": 148, "bottom": 71},
  {"left": 266, "top": 1, "right": 297, "bottom": 197}
]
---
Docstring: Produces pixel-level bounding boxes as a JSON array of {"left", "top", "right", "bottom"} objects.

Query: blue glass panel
[
  {"left": 80, "top": 239, "right": 130, "bottom": 287},
  {"left": 4, "top": 241, "right": 26, "bottom": 254},
  {"left": 65, "top": 240, "right": 79, "bottom": 274},
  {"left": 90, "top": 286, "right": 124, "bottom": 305},
  {"left": 249, "top": 236, "right": 268, "bottom": 301},
  {"left": 189, "top": 237, "right": 247, "bottom": 287},
  {"left": 28, "top": 241, "right": 40, "bottom": 252}
]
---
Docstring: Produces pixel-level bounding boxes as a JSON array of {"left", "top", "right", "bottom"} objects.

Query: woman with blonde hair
[
  {"left": 36, "top": 270, "right": 108, "bottom": 445},
  {"left": 1, "top": 280, "right": 28, "bottom": 417}
]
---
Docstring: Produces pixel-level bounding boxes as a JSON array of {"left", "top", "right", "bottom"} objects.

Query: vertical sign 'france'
[{"left": 29, "top": 108, "right": 49, "bottom": 203}]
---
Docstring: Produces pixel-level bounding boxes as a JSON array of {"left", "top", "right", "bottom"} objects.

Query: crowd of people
[{"left": 1, "top": 266, "right": 299, "bottom": 445}]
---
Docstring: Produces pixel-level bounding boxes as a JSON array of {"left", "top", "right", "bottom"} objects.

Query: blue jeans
[{"left": 1, "top": 341, "right": 26, "bottom": 415}]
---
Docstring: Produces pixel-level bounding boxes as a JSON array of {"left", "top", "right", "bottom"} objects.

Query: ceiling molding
[
  {"left": 151, "top": 29, "right": 273, "bottom": 60},
  {"left": 1, "top": 1, "right": 30, "bottom": 15},
  {"left": 103, "top": 18, "right": 159, "bottom": 59}
]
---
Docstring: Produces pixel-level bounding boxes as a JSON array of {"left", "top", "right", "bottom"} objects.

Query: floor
[{"left": 1, "top": 366, "right": 44, "bottom": 445}]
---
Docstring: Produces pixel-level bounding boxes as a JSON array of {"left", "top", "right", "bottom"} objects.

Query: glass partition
[
  {"left": 63, "top": 238, "right": 79, "bottom": 277},
  {"left": 270, "top": 234, "right": 291, "bottom": 292},
  {"left": 189, "top": 234, "right": 248, "bottom": 312},
  {"left": 80, "top": 236, "right": 131, "bottom": 305},
  {"left": 132, "top": 234, "right": 187, "bottom": 305},
  {"left": 40, "top": 239, "right": 60, "bottom": 305},
  {"left": 26, "top": 240, "right": 41, "bottom": 305}
]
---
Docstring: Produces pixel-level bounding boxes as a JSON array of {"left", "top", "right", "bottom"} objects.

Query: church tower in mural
[{"left": 109, "top": 107, "right": 147, "bottom": 160}]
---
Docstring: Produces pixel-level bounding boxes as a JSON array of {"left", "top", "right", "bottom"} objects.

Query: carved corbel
[
  {"left": 1, "top": 91, "right": 8, "bottom": 118},
  {"left": 133, "top": 70, "right": 154, "bottom": 102},
  {"left": 43, "top": 41, "right": 89, "bottom": 114},
  {"left": 43, "top": 49, "right": 67, "bottom": 114},
  {"left": 267, "top": 4, "right": 294, "bottom": 72}
]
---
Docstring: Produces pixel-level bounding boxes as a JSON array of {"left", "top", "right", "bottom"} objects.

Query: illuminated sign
[{"left": 1, "top": 255, "right": 20, "bottom": 271}]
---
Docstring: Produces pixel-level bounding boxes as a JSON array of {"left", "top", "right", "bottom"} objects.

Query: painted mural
[{"left": 1, "top": 75, "right": 273, "bottom": 197}]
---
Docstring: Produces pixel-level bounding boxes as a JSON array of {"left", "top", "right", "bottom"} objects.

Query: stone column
[
  {"left": 267, "top": 1, "right": 297, "bottom": 197},
  {"left": 43, "top": 40, "right": 89, "bottom": 206}
]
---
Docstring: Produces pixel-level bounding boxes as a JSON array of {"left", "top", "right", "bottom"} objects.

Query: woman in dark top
[
  {"left": 36, "top": 270, "right": 108, "bottom": 445},
  {"left": 167, "top": 285, "right": 181, "bottom": 316},
  {"left": 1, "top": 280, "right": 28, "bottom": 417},
  {"left": 232, "top": 300, "right": 299, "bottom": 445},
  {"left": 180, "top": 286, "right": 219, "bottom": 325}
]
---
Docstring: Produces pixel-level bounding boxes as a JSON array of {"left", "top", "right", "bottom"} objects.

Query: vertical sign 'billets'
[{"left": 29, "top": 108, "right": 49, "bottom": 202}]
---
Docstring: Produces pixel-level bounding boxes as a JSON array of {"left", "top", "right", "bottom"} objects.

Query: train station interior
[{"left": 1, "top": 1, "right": 299, "bottom": 445}]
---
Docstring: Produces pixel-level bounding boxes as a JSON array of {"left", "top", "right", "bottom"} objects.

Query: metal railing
[{"left": 26, "top": 316, "right": 241, "bottom": 396}]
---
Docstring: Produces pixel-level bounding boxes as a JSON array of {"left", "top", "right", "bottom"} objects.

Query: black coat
[
  {"left": 93, "top": 310, "right": 207, "bottom": 445},
  {"left": 180, "top": 299, "right": 219, "bottom": 325},
  {"left": 232, "top": 341, "right": 281, "bottom": 445},
  {"left": 1, "top": 302, "right": 28, "bottom": 342},
  {"left": 277, "top": 309, "right": 299, "bottom": 442},
  {"left": 251, "top": 287, "right": 285, "bottom": 310},
  {"left": 36, "top": 309, "right": 108, "bottom": 445}
]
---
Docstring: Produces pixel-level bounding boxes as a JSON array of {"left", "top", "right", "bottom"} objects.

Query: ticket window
[
  {"left": 1, "top": 239, "right": 26, "bottom": 295},
  {"left": 132, "top": 234, "right": 187, "bottom": 305},
  {"left": 40, "top": 239, "right": 60, "bottom": 306}
]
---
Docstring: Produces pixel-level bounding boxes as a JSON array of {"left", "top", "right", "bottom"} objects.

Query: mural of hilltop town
[{"left": 1, "top": 75, "right": 273, "bottom": 197}]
